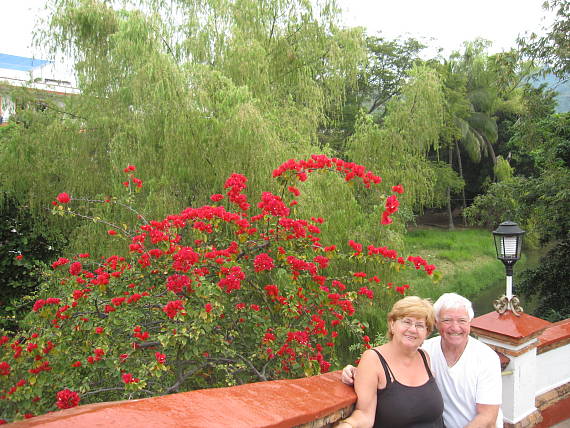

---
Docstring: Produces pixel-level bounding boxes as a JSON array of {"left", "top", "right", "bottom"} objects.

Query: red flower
[
  {"left": 384, "top": 195, "right": 399, "bottom": 214},
  {"left": 51, "top": 257, "right": 70, "bottom": 269},
  {"left": 264, "top": 284, "right": 279, "bottom": 296},
  {"left": 166, "top": 274, "right": 191, "bottom": 294},
  {"left": 253, "top": 253, "right": 275, "bottom": 272},
  {"left": 123, "top": 165, "right": 136, "bottom": 172},
  {"left": 56, "top": 389, "right": 80, "bottom": 409},
  {"left": 257, "top": 192, "right": 290, "bottom": 217},
  {"left": 107, "top": 230, "right": 117, "bottom": 236},
  {"left": 132, "top": 177, "right": 143, "bottom": 188},
  {"left": 56, "top": 193, "right": 71, "bottom": 204},
  {"left": 0, "top": 362, "right": 11, "bottom": 376},
  {"left": 210, "top": 194, "right": 224, "bottom": 202},
  {"left": 348, "top": 240, "right": 363, "bottom": 255},
  {"left": 163, "top": 300, "right": 185, "bottom": 319},
  {"left": 381, "top": 211, "right": 393, "bottom": 225},
  {"left": 111, "top": 297, "right": 126, "bottom": 307},
  {"left": 205, "top": 303, "right": 212, "bottom": 313},
  {"left": 71, "top": 361, "right": 82, "bottom": 367},
  {"left": 263, "top": 332, "right": 276, "bottom": 342},
  {"left": 32, "top": 300, "right": 45, "bottom": 312},
  {"left": 15, "top": 254, "right": 23, "bottom": 260},
  {"left": 391, "top": 184, "right": 404, "bottom": 194},
  {"left": 155, "top": 352, "right": 166, "bottom": 364},
  {"left": 69, "top": 262, "right": 82, "bottom": 276},
  {"left": 357, "top": 287, "right": 374, "bottom": 299},
  {"left": 122, "top": 373, "right": 139, "bottom": 384},
  {"left": 127, "top": 293, "right": 142, "bottom": 304},
  {"left": 313, "top": 255, "right": 330, "bottom": 269},
  {"left": 287, "top": 186, "right": 301, "bottom": 196},
  {"left": 95, "top": 327, "right": 104, "bottom": 334}
]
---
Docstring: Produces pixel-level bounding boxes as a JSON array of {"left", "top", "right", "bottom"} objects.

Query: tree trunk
[
  {"left": 447, "top": 145, "right": 455, "bottom": 230},
  {"left": 455, "top": 140, "right": 467, "bottom": 225}
]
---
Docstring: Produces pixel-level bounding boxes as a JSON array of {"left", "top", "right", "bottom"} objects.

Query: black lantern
[
  {"left": 492, "top": 221, "right": 525, "bottom": 315},
  {"left": 493, "top": 221, "right": 525, "bottom": 274}
]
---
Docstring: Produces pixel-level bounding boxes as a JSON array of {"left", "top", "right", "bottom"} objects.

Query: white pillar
[
  {"left": 478, "top": 335, "right": 538, "bottom": 424},
  {"left": 471, "top": 311, "right": 551, "bottom": 427}
]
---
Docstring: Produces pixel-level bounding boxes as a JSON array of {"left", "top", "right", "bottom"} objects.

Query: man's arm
[
  {"left": 464, "top": 403, "right": 500, "bottom": 428},
  {"left": 465, "top": 343, "right": 502, "bottom": 428}
]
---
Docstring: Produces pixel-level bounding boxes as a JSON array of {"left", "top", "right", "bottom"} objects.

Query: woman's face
[{"left": 389, "top": 316, "right": 429, "bottom": 349}]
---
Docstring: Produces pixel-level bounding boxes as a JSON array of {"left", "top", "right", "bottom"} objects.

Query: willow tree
[
  {"left": 347, "top": 65, "right": 450, "bottom": 232},
  {"left": 1, "top": 0, "right": 366, "bottom": 256}
]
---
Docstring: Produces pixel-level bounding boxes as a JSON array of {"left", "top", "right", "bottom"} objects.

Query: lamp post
[{"left": 492, "top": 221, "right": 525, "bottom": 316}]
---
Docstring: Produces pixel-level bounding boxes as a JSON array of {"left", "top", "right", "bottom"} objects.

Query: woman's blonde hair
[{"left": 386, "top": 296, "right": 435, "bottom": 339}]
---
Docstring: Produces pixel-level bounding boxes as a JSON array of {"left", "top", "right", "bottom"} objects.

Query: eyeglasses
[
  {"left": 398, "top": 318, "right": 427, "bottom": 331},
  {"left": 440, "top": 318, "right": 469, "bottom": 326}
]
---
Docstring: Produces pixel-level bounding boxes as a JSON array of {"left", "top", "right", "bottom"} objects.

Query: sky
[
  {"left": 336, "top": 0, "right": 553, "bottom": 57},
  {"left": 4, "top": 0, "right": 554, "bottom": 60}
]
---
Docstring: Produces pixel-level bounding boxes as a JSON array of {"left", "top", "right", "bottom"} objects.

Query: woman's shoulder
[
  {"left": 359, "top": 346, "right": 387, "bottom": 369},
  {"left": 361, "top": 346, "right": 381, "bottom": 360},
  {"left": 358, "top": 347, "right": 387, "bottom": 386}
]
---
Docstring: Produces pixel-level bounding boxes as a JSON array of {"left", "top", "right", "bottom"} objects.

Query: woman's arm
[{"left": 335, "top": 349, "right": 382, "bottom": 428}]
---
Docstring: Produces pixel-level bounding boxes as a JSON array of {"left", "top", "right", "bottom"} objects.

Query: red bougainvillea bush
[{"left": 0, "top": 155, "right": 436, "bottom": 422}]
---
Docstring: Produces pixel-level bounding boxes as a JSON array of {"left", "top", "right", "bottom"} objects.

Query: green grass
[
  {"left": 401, "top": 227, "right": 504, "bottom": 299},
  {"left": 334, "top": 226, "right": 508, "bottom": 367}
]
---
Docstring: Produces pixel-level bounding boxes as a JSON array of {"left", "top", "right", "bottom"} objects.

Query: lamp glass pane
[{"left": 500, "top": 236, "right": 518, "bottom": 257}]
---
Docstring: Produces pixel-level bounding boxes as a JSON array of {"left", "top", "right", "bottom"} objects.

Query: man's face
[{"left": 437, "top": 307, "right": 470, "bottom": 348}]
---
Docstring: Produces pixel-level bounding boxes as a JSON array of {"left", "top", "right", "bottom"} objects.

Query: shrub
[{"left": 0, "top": 155, "right": 435, "bottom": 422}]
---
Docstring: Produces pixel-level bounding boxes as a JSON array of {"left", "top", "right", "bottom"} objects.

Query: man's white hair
[{"left": 433, "top": 292, "right": 474, "bottom": 321}]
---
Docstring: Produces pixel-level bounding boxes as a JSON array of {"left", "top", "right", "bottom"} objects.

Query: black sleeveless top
[{"left": 373, "top": 349, "right": 445, "bottom": 428}]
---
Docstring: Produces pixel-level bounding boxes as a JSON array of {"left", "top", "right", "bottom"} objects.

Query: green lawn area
[{"left": 401, "top": 227, "right": 505, "bottom": 301}]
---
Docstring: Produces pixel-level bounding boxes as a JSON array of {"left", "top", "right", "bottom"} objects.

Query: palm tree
[{"left": 442, "top": 42, "right": 500, "bottom": 227}]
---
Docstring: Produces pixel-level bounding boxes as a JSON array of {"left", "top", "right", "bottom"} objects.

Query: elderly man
[{"left": 341, "top": 293, "right": 502, "bottom": 428}]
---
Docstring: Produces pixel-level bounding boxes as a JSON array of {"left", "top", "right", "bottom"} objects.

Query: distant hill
[{"left": 532, "top": 73, "right": 570, "bottom": 113}]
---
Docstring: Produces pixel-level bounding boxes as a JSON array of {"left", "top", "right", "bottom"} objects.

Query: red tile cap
[
  {"left": 471, "top": 311, "right": 551, "bottom": 345},
  {"left": 538, "top": 318, "right": 570, "bottom": 352}
]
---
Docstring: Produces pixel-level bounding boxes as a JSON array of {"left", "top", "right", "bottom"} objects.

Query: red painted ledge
[
  {"left": 538, "top": 319, "right": 570, "bottom": 353},
  {"left": 7, "top": 371, "right": 356, "bottom": 428}
]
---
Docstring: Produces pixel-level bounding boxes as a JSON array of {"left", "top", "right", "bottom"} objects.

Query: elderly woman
[{"left": 335, "top": 296, "right": 444, "bottom": 428}]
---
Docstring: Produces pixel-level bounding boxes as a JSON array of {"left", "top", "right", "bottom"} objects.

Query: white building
[{"left": 0, "top": 53, "right": 78, "bottom": 125}]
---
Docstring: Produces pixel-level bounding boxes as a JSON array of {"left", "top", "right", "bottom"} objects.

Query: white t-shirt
[{"left": 422, "top": 336, "right": 503, "bottom": 428}]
